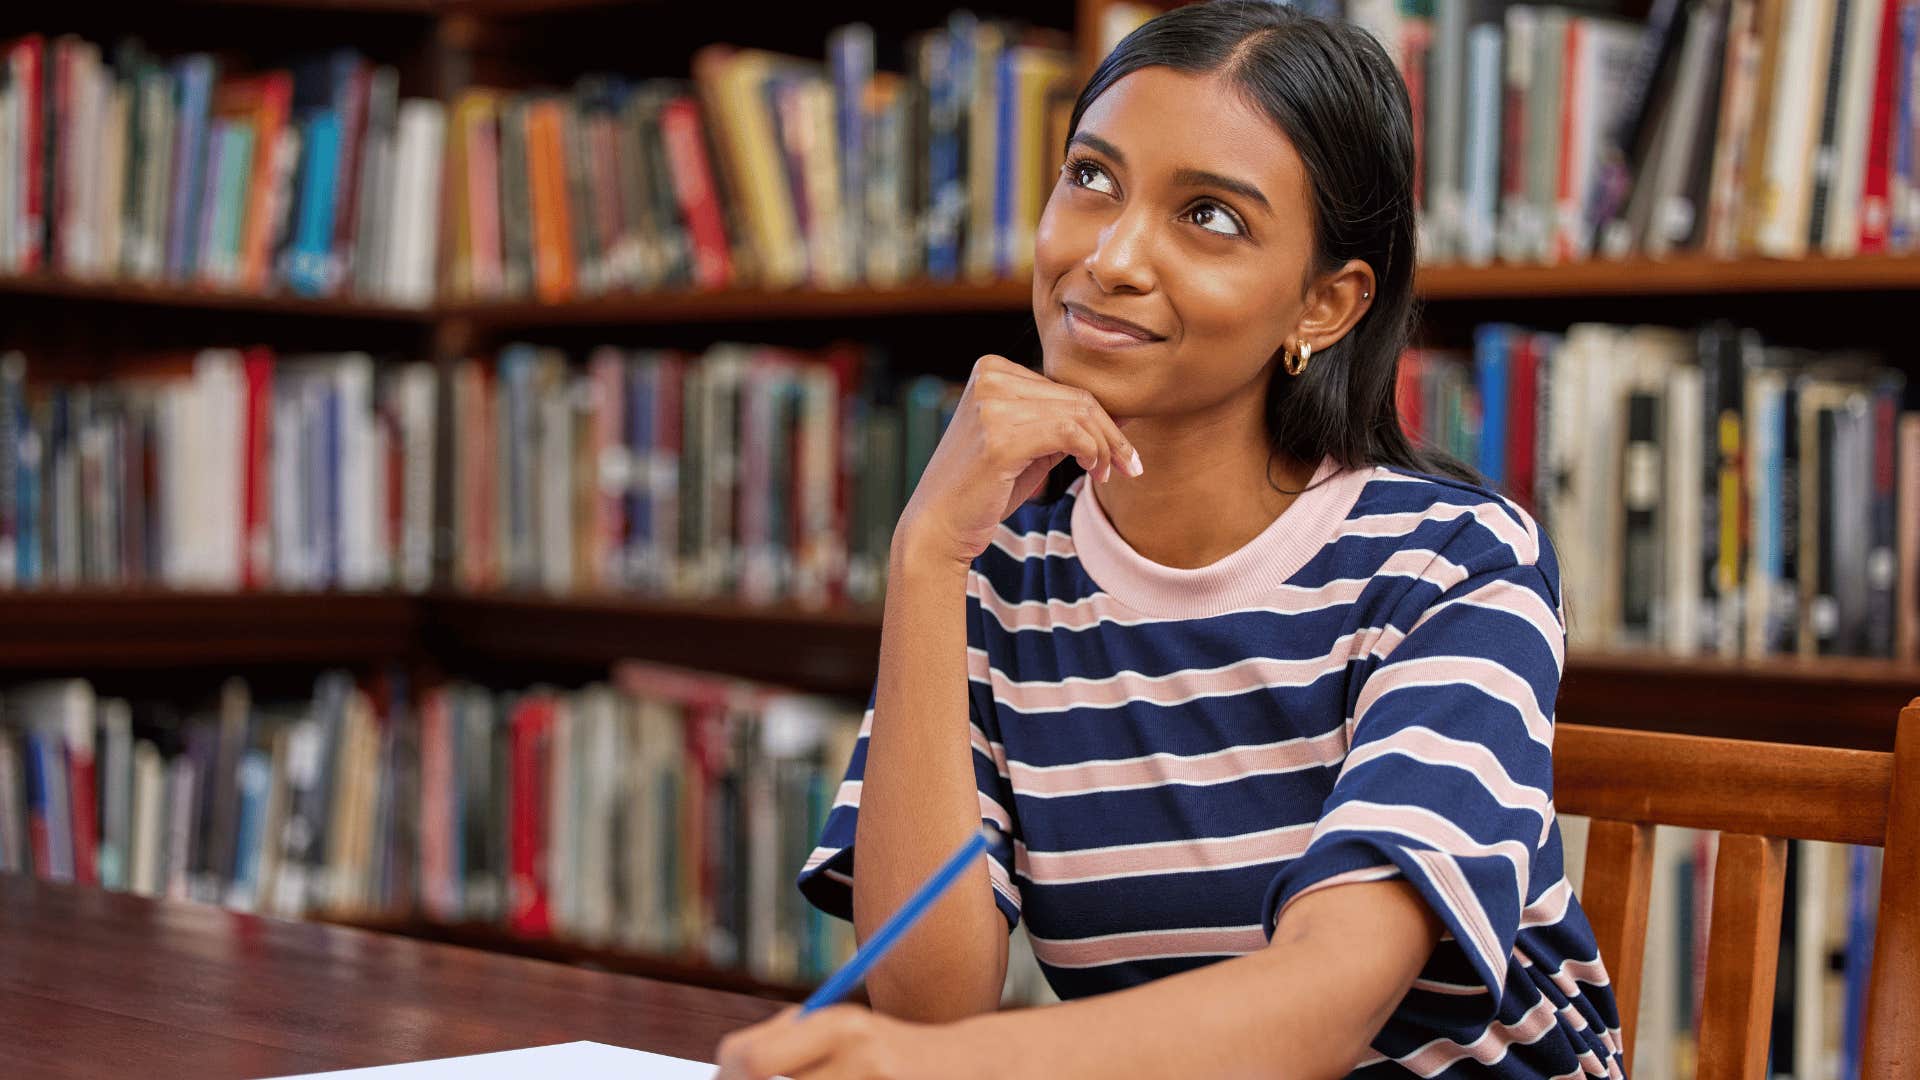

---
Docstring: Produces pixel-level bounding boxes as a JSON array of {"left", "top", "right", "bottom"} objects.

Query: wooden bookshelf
[
  {"left": 442, "top": 279, "right": 1036, "bottom": 330},
  {"left": 1416, "top": 254, "right": 1920, "bottom": 300},
  {"left": 7, "top": 255, "right": 1920, "bottom": 336},
  {"left": 0, "top": 590, "right": 420, "bottom": 670},
  {"left": 0, "top": 273, "right": 436, "bottom": 323},
  {"left": 1, "top": 589, "right": 1911, "bottom": 750},
  {"left": 321, "top": 912, "right": 824, "bottom": 1002}
]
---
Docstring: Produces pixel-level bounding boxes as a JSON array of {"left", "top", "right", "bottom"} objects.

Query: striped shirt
[{"left": 799, "top": 457, "right": 1626, "bottom": 1079}]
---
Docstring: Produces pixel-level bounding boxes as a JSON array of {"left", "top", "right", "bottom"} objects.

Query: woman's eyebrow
[
  {"left": 1068, "top": 132, "right": 1127, "bottom": 163},
  {"left": 1171, "top": 168, "right": 1271, "bottom": 212}
]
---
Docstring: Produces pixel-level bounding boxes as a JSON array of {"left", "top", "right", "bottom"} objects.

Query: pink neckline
[{"left": 1069, "top": 456, "right": 1372, "bottom": 619}]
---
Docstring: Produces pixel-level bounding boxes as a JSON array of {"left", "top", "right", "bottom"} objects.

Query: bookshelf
[{"left": 2, "top": 1, "right": 1917, "bottom": 1048}]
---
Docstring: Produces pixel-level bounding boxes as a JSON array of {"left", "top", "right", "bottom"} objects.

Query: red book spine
[
  {"left": 244, "top": 74, "right": 293, "bottom": 292},
  {"left": 1859, "top": 0, "right": 1905, "bottom": 252},
  {"left": 1402, "top": 22, "right": 1431, "bottom": 217},
  {"left": 51, "top": 39, "right": 75, "bottom": 275},
  {"left": 26, "top": 737, "right": 51, "bottom": 875},
  {"left": 12, "top": 38, "right": 45, "bottom": 272},
  {"left": 507, "top": 696, "right": 553, "bottom": 937},
  {"left": 1396, "top": 349, "right": 1426, "bottom": 444},
  {"left": 1507, "top": 334, "right": 1539, "bottom": 515},
  {"left": 659, "top": 96, "right": 734, "bottom": 290},
  {"left": 825, "top": 344, "right": 861, "bottom": 606},
  {"left": 418, "top": 686, "right": 449, "bottom": 919},
  {"left": 385, "top": 396, "right": 404, "bottom": 580},
  {"left": 241, "top": 347, "right": 274, "bottom": 589},
  {"left": 1553, "top": 24, "right": 1585, "bottom": 264},
  {"left": 330, "top": 62, "right": 371, "bottom": 292},
  {"left": 66, "top": 727, "right": 97, "bottom": 886}
]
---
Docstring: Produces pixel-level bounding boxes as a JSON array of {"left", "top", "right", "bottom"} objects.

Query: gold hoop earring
[{"left": 1285, "top": 339, "right": 1312, "bottom": 377}]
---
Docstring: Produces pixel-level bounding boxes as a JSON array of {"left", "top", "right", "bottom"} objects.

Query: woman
[{"left": 719, "top": 3, "right": 1623, "bottom": 1077}]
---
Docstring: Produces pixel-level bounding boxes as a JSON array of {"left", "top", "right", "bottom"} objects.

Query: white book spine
[
  {"left": 1756, "top": 0, "right": 1837, "bottom": 256},
  {"left": 1825, "top": 0, "right": 1890, "bottom": 255}
]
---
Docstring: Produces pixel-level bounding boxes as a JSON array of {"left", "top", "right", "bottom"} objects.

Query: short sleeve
[
  {"left": 797, "top": 574, "right": 1024, "bottom": 930},
  {"left": 1262, "top": 536, "right": 1564, "bottom": 1008}
]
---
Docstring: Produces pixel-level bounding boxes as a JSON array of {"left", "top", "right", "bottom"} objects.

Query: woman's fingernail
[
  {"left": 1101, "top": 462, "right": 1113, "bottom": 483},
  {"left": 1127, "top": 449, "right": 1144, "bottom": 477}
]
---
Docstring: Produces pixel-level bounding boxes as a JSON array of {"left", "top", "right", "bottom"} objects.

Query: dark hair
[{"left": 1048, "top": 0, "right": 1479, "bottom": 493}]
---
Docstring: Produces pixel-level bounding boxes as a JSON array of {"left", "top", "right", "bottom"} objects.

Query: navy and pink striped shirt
[{"left": 799, "top": 457, "right": 1625, "bottom": 1078}]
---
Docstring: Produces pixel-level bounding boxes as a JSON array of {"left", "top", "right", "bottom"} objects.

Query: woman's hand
[
  {"left": 713, "top": 1005, "right": 976, "bottom": 1080},
  {"left": 893, "top": 354, "right": 1140, "bottom": 570}
]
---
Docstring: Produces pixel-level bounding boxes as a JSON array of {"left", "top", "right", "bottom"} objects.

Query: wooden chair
[{"left": 1553, "top": 701, "right": 1918, "bottom": 1080}]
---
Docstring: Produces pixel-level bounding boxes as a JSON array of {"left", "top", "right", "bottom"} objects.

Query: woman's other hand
[
  {"left": 713, "top": 1004, "right": 975, "bottom": 1080},
  {"left": 893, "top": 354, "right": 1140, "bottom": 570}
]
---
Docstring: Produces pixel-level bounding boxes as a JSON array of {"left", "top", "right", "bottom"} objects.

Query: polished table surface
[{"left": 0, "top": 876, "right": 784, "bottom": 1079}]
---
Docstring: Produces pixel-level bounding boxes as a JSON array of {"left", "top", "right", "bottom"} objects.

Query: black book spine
[
  {"left": 1623, "top": 391, "right": 1663, "bottom": 643},
  {"left": 1867, "top": 373, "right": 1904, "bottom": 656},
  {"left": 1808, "top": 0, "right": 1856, "bottom": 250},
  {"left": 1774, "top": 378, "right": 1801, "bottom": 655},
  {"left": 1815, "top": 406, "right": 1842, "bottom": 655}
]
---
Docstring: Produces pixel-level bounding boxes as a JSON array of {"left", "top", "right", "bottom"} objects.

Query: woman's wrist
[{"left": 888, "top": 520, "right": 977, "bottom": 583}]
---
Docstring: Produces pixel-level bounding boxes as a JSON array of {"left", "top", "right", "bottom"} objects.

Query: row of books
[
  {"left": 1400, "top": 321, "right": 1912, "bottom": 660},
  {"left": 1561, "top": 821, "right": 1885, "bottom": 1080},
  {"left": 445, "top": 15, "right": 1076, "bottom": 301},
  {"left": 1098, "top": 0, "right": 1920, "bottom": 265},
  {"left": 0, "top": 37, "right": 443, "bottom": 303},
  {"left": 0, "top": 343, "right": 962, "bottom": 603},
  {"left": 0, "top": 667, "right": 1055, "bottom": 999}
]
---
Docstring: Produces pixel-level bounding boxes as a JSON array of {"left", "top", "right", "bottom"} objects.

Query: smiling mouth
[{"left": 1062, "top": 302, "right": 1167, "bottom": 345}]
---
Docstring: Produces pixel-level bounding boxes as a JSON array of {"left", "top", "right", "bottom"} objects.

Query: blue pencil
[{"left": 800, "top": 824, "right": 1001, "bottom": 1014}]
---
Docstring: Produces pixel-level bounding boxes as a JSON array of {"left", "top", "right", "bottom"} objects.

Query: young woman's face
[{"left": 1032, "top": 66, "right": 1317, "bottom": 422}]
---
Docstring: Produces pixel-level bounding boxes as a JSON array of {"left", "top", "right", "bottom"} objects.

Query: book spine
[
  {"left": 1867, "top": 374, "right": 1903, "bottom": 655},
  {"left": 660, "top": 96, "right": 733, "bottom": 290},
  {"left": 1623, "top": 391, "right": 1663, "bottom": 644}
]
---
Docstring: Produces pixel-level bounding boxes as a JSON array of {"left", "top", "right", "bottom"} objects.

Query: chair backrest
[{"left": 1552, "top": 700, "right": 1919, "bottom": 1080}]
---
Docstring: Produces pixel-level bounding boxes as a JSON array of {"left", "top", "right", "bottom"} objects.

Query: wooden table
[{"left": 0, "top": 876, "right": 784, "bottom": 1079}]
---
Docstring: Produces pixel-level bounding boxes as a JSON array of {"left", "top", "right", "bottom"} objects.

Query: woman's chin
[{"left": 1040, "top": 349, "right": 1155, "bottom": 419}]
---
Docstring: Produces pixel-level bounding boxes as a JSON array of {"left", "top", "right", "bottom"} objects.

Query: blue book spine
[
  {"left": 1758, "top": 388, "right": 1785, "bottom": 647},
  {"left": 1840, "top": 845, "right": 1875, "bottom": 1078},
  {"left": 1895, "top": 5, "right": 1918, "bottom": 252},
  {"left": 829, "top": 25, "right": 873, "bottom": 280},
  {"left": 287, "top": 111, "right": 342, "bottom": 297},
  {"left": 15, "top": 400, "right": 37, "bottom": 586},
  {"left": 499, "top": 346, "right": 536, "bottom": 585},
  {"left": 628, "top": 360, "right": 653, "bottom": 585},
  {"left": 194, "top": 121, "right": 229, "bottom": 283},
  {"left": 22, "top": 730, "right": 48, "bottom": 876},
  {"left": 994, "top": 49, "right": 1016, "bottom": 277},
  {"left": 166, "top": 56, "right": 216, "bottom": 281},
  {"left": 1462, "top": 25, "right": 1503, "bottom": 264},
  {"left": 1474, "top": 324, "right": 1510, "bottom": 489},
  {"left": 42, "top": 734, "right": 72, "bottom": 883},
  {"left": 231, "top": 750, "right": 271, "bottom": 900},
  {"left": 925, "top": 33, "right": 962, "bottom": 279}
]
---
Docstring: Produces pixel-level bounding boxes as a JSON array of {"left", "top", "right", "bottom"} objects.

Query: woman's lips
[{"left": 1062, "top": 302, "right": 1167, "bottom": 348}]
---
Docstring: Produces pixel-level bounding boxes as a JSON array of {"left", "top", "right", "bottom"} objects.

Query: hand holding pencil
[{"left": 712, "top": 825, "right": 1002, "bottom": 1080}]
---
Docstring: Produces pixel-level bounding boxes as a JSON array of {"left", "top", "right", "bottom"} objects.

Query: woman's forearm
[
  {"left": 851, "top": 535, "right": 1010, "bottom": 1021},
  {"left": 954, "top": 879, "right": 1439, "bottom": 1079}
]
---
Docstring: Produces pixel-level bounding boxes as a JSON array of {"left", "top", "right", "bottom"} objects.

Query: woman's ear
[{"left": 1293, "top": 259, "right": 1376, "bottom": 355}]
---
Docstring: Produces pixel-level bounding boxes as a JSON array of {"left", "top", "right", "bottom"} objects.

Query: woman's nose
[{"left": 1084, "top": 206, "right": 1156, "bottom": 295}]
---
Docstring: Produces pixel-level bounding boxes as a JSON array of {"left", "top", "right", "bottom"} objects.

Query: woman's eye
[
  {"left": 1067, "top": 160, "right": 1116, "bottom": 195},
  {"left": 1187, "top": 201, "right": 1244, "bottom": 237}
]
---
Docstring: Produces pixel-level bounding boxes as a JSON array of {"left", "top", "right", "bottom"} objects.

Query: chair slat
[
  {"left": 1694, "top": 834, "right": 1788, "bottom": 1080},
  {"left": 1554, "top": 725, "right": 1890, "bottom": 846},
  {"left": 1579, "top": 818, "right": 1653, "bottom": 1068},
  {"left": 1862, "top": 702, "right": 1920, "bottom": 1079}
]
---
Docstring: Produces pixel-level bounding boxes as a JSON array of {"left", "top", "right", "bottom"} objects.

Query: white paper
[{"left": 266, "top": 1040, "right": 715, "bottom": 1079}]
